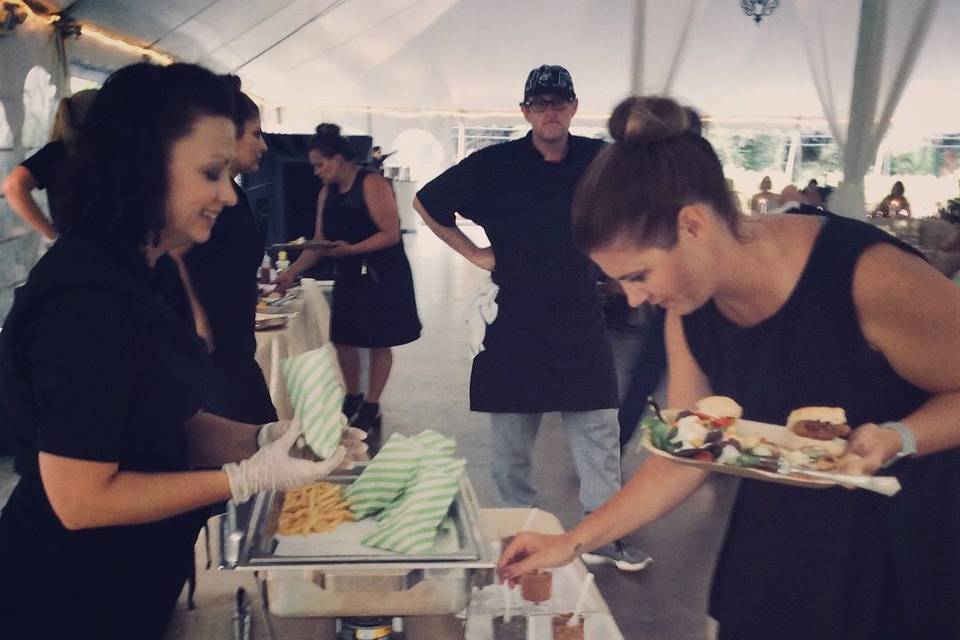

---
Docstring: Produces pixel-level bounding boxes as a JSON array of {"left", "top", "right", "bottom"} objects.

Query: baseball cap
[{"left": 522, "top": 65, "right": 576, "bottom": 102}]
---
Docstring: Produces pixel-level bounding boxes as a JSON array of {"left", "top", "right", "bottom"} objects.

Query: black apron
[
  {"left": 683, "top": 214, "right": 960, "bottom": 640},
  {"left": 323, "top": 169, "right": 421, "bottom": 348},
  {"left": 469, "top": 135, "right": 617, "bottom": 413}
]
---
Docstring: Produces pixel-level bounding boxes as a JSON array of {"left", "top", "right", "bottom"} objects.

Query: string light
[
  {"left": 9, "top": 0, "right": 174, "bottom": 65},
  {"left": 250, "top": 101, "right": 613, "bottom": 122}
]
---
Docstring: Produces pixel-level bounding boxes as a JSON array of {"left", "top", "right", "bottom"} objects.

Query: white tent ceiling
[{"left": 49, "top": 0, "right": 960, "bottom": 131}]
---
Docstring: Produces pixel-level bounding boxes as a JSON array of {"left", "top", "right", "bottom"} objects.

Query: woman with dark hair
[
  {"left": 2, "top": 89, "right": 98, "bottom": 242},
  {"left": 0, "top": 63, "right": 349, "bottom": 640},
  {"left": 169, "top": 74, "right": 277, "bottom": 425},
  {"left": 274, "top": 123, "right": 421, "bottom": 433},
  {"left": 749, "top": 175, "right": 780, "bottom": 214},
  {"left": 500, "top": 95, "right": 960, "bottom": 639},
  {"left": 875, "top": 180, "right": 912, "bottom": 217}
]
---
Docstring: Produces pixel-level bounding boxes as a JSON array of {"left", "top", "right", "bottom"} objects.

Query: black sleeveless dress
[
  {"left": 322, "top": 170, "right": 421, "bottom": 348},
  {"left": 682, "top": 214, "right": 960, "bottom": 640}
]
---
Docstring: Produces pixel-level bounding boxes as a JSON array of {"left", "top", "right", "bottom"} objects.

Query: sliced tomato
[
  {"left": 710, "top": 417, "right": 736, "bottom": 428},
  {"left": 692, "top": 451, "right": 714, "bottom": 462},
  {"left": 689, "top": 412, "right": 735, "bottom": 429}
]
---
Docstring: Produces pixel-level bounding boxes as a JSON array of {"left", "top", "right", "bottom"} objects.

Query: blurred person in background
[
  {"left": 2, "top": 89, "right": 98, "bottom": 244},
  {"left": 749, "top": 175, "right": 780, "bottom": 215},
  {"left": 874, "top": 180, "right": 912, "bottom": 217},
  {"left": 274, "top": 124, "right": 421, "bottom": 439}
]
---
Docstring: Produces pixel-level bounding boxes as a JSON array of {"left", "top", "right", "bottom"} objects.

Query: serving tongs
[{"left": 776, "top": 459, "right": 901, "bottom": 496}]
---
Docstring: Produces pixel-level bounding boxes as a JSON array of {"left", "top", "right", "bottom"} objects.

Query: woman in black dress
[
  {"left": 500, "top": 96, "right": 960, "bottom": 639},
  {"left": 274, "top": 124, "right": 421, "bottom": 432},
  {"left": 0, "top": 63, "right": 348, "bottom": 640}
]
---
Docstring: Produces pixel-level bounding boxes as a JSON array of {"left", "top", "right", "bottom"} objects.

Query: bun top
[
  {"left": 694, "top": 395, "right": 743, "bottom": 419},
  {"left": 608, "top": 96, "right": 699, "bottom": 144},
  {"left": 315, "top": 123, "right": 342, "bottom": 138},
  {"left": 786, "top": 406, "right": 847, "bottom": 427}
]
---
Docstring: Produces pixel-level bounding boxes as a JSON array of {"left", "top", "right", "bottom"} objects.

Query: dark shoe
[
  {"left": 342, "top": 393, "right": 364, "bottom": 420},
  {"left": 350, "top": 401, "right": 381, "bottom": 433}
]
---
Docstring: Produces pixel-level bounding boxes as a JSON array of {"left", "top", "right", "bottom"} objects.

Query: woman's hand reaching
[
  {"left": 273, "top": 269, "right": 298, "bottom": 294},
  {"left": 497, "top": 531, "right": 581, "bottom": 586}
]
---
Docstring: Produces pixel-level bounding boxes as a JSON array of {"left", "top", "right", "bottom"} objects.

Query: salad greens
[{"left": 641, "top": 416, "right": 680, "bottom": 453}]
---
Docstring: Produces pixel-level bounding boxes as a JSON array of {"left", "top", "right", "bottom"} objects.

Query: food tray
[
  {"left": 214, "top": 470, "right": 495, "bottom": 569},
  {"left": 642, "top": 417, "right": 882, "bottom": 489},
  {"left": 210, "top": 470, "right": 497, "bottom": 617},
  {"left": 254, "top": 315, "right": 288, "bottom": 331}
]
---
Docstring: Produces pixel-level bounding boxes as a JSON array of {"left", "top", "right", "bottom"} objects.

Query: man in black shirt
[{"left": 414, "top": 65, "right": 651, "bottom": 571}]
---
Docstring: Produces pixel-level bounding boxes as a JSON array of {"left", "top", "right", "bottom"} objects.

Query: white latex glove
[
  {"left": 341, "top": 426, "right": 370, "bottom": 463},
  {"left": 257, "top": 420, "right": 291, "bottom": 448},
  {"left": 224, "top": 422, "right": 347, "bottom": 503},
  {"left": 258, "top": 420, "right": 369, "bottom": 463}
]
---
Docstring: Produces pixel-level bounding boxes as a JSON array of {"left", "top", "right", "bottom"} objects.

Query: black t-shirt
[
  {"left": 417, "top": 132, "right": 604, "bottom": 304},
  {"left": 19, "top": 140, "right": 67, "bottom": 226},
  {"left": 0, "top": 231, "right": 210, "bottom": 636},
  {"left": 416, "top": 132, "right": 618, "bottom": 412}
]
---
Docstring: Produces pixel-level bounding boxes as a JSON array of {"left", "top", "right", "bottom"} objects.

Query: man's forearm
[{"left": 413, "top": 198, "right": 486, "bottom": 263}]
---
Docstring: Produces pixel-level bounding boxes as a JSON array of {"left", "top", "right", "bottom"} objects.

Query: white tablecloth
[
  {"left": 255, "top": 278, "right": 332, "bottom": 419},
  {"left": 167, "top": 509, "right": 623, "bottom": 640}
]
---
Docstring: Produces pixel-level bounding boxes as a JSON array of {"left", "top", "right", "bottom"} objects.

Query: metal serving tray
[
  {"left": 212, "top": 469, "right": 496, "bottom": 571},
  {"left": 210, "top": 470, "right": 497, "bottom": 618}
]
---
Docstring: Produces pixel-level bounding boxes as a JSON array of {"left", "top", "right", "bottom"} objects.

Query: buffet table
[
  {"left": 166, "top": 508, "right": 622, "bottom": 639},
  {"left": 255, "top": 278, "right": 332, "bottom": 419}
]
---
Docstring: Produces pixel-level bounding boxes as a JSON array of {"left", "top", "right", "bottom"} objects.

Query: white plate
[{"left": 642, "top": 416, "right": 840, "bottom": 489}]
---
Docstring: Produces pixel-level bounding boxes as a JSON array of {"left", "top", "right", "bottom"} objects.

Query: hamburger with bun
[
  {"left": 786, "top": 406, "right": 851, "bottom": 441},
  {"left": 695, "top": 396, "right": 743, "bottom": 420}
]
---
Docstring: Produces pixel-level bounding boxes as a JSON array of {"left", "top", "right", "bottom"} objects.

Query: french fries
[{"left": 277, "top": 481, "right": 354, "bottom": 535}]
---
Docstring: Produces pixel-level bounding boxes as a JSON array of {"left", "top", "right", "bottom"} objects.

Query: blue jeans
[{"left": 489, "top": 410, "right": 621, "bottom": 513}]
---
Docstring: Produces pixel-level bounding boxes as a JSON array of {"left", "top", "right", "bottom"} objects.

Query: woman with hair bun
[
  {"left": 500, "top": 95, "right": 960, "bottom": 639},
  {"left": 274, "top": 123, "right": 420, "bottom": 435}
]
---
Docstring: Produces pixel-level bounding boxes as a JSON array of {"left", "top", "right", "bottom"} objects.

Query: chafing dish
[{"left": 209, "top": 469, "right": 497, "bottom": 619}]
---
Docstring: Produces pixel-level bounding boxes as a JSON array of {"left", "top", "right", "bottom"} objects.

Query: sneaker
[{"left": 581, "top": 540, "right": 653, "bottom": 572}]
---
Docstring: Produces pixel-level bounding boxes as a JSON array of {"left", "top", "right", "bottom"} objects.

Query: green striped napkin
[
  {"left": 281, "top": 344, "right": 346, "bottom": 459},
  {"left": 361, "top": 458, "right": 466, "bottom": 554},
  {"left": 343, "top": 433, "right": 419, "bottom": 518},
  {"left": 411, "top": 429, "right": 456, "bottom": 458}
]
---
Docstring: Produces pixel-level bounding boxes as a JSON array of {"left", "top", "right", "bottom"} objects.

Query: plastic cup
[
  {"left": 519, "top": 570, "right": 552, "bottom": 603},
  {"left": 551, "top": 613, "right": 585, "bottom": 639}
]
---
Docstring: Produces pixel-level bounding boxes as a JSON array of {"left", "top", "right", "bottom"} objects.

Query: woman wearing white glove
[
  {"left": 225, "top": 422, "right": 348, "bottom": 502},
  {"left": 258, "top": 419, "right": 370, "bottom": 463},
  {"left": 0, "top": 64, "right": 349, "bottom": 640}
]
